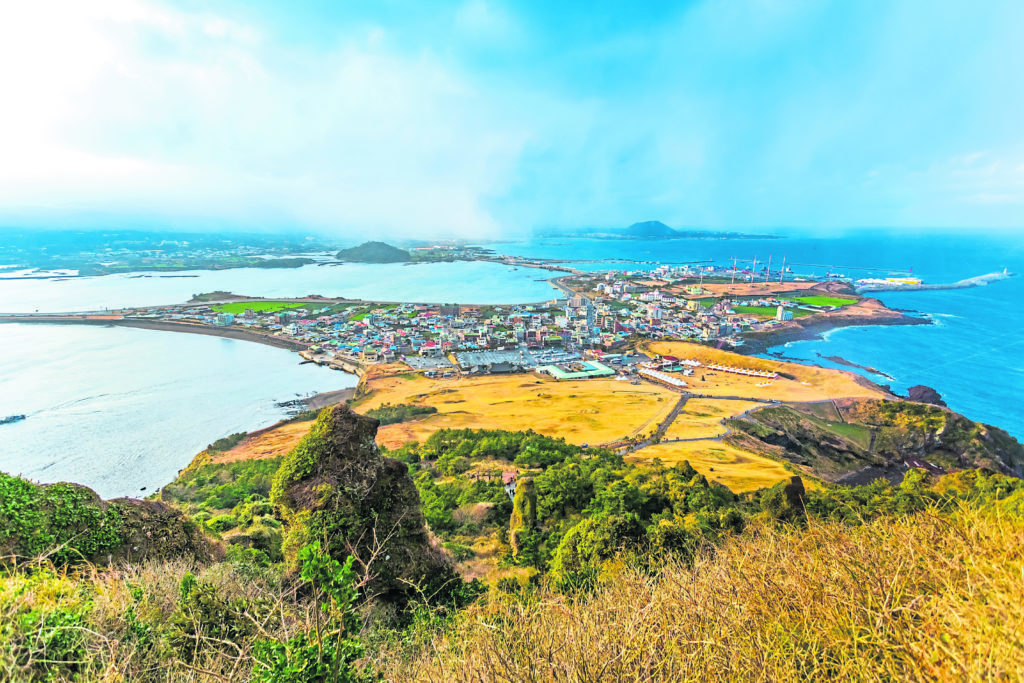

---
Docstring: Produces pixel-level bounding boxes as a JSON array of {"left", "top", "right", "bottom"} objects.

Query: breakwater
[{"left": 855, "top": 270, "right": 1014, "bottom": 294}]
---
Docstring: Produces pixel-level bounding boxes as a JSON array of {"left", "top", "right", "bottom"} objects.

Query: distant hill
[
  {"left": 538, "top": 222, "right": 778, "bottom": 240},
  {"left": 336, "top": 241, "right": 411, "bottom": 263},
  {"left": 621, "top": 220, "right": 678, "bottom": 238}
]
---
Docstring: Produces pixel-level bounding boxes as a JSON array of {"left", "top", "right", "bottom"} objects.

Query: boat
[{"left": 1, "top": 414, "right": 26, "bottom": 425}]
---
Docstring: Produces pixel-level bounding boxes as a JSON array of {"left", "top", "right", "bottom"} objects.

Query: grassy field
[
  {"left": 629, "top": 440, "right": 794, "bottom": 492},
  {"left": 644, "top": 341, "right": 886, "bottom": 403},
  {"left": 732, "top": 305, "right": 812, "bottom": 318},
  {"left": 354, "top": 370, "right": 679, "bottom": 448},
  {"left": 794, "top": 295, "right": 858, "bottom": 307},
  {"left": 207, "top": 420, "right": 316, "bottom": 463},
  {"left": 211, "top": 300, "right": 310, "bottom": 314},
  {"left": 662, "top": 399, "right": 764, "bottom": 440}
]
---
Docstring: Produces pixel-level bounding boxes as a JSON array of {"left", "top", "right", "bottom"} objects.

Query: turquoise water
[
  {"left": 493, "top": 231, "right": 1024, "bottom": 439},
  {"left": 0, "top": 260, "right": 560, "bottom": 313},
  {"left": 0, "top": 324, "right": 355, "bottom": 498}
]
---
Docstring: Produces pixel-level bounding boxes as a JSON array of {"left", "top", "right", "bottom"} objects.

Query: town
[{"left": 110, "top": 263, "right": 863, "bottom": 382}]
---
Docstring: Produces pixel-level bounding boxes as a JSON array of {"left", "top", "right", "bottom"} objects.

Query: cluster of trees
[
  {"left": 364, "top": 402, "right": 437, "bottom": 426},
  {"left": 395, "top": 425, "right": 1024, "bottom": 593}
]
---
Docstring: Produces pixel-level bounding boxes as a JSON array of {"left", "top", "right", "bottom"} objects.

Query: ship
[{"left": 1, "top": 414, "right": 26, "bottom": 425}]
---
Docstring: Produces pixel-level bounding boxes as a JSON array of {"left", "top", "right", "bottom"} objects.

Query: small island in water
[{"left": 336, "top": 240, "right": 411, "bottom": 263}]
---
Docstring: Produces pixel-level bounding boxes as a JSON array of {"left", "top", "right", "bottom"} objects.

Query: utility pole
[
  {"left": 731, "top": 256, "right": 736, "bottom": 285},
  {"left": 751, "top": 255, "right": 757, "bottom": 283}
]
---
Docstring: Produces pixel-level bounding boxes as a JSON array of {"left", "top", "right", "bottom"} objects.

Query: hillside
[
  {"left": 1, "top": 401, "right": 1023, "bottom": 679},
  {"left": 336, "top": 240, "right": 411, "bottom": 263},
  {"left": 727, "top": 398, "right": 1024, "bottom": 484}
]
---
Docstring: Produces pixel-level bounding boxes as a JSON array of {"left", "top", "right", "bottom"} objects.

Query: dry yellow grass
[
  {"left": 645, "top": 340, "right": 885, "bottom": 403},
  {"left": 676, "top": 280, "right": 814, "bottom": 298},
  {"left": 380, "top": 507, "right": 1024, "bottom": 682},
  {"left": 662, "top": 399, "right": 764, "bottom": 440},
  {"left": 208, "top": 421, "right": 312, "bottom": 463},
  {"left": 630, "top": 440, "right": 794, "bottom": 492},
  {"left": 354, "top": 372, "right": 679, "bottom": 449}
]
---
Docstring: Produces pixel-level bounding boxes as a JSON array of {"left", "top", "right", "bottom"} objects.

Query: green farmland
[
  {"left": 794, "top": 295, "right": 858, "bottom": 307},
  {"left": 732, "top": 305, "right": 812, "bottom": 318},
  {"left": 211, "top": 301, "right": 310, "bottom": 315}
]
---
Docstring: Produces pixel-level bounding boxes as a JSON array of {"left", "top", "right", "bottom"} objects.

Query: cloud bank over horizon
[{"left": 1, "top": 0, "right": 1022, "bottom": 238}]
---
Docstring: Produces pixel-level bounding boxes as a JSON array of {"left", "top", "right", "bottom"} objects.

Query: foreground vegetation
[{"left": 2, "top": 405, "right": 1023, "bottom": 680}]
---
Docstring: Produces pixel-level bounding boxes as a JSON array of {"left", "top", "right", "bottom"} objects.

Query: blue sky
[{"left": 0, "top": 0, "right": 1021, "bottom": 237}]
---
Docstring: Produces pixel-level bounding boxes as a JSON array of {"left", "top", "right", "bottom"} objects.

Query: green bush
[
  {"left": 207, "top": 514, "right": 239, "bottom": 533},
  {"left": 251, "top": 541, "right": 376, "bottom": 682},
  {"left": 365, "top": 403, "right": 438, "bottom": 426}
]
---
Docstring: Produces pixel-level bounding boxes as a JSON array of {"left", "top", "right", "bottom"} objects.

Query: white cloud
[{"left": 0, "top": 0, "right": 532, "bottom": 236}]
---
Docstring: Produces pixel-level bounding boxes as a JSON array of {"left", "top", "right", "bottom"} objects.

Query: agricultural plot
[
  {"left": 353, "top": 371, "right": 679, "bottom": 449},
  {"left": 662, "top": 399, "right": 764, "bottom": 441},
  {"left": 212, "top": 301, "right": 310, "bottom": 314},
  {"left": 630, "top": 441, "right": 795, "bottom": 492},
  {"left": 793, "top": 295, "right": 858, "bottom": 307}
]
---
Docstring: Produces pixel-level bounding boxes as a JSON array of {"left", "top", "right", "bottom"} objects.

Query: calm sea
[
  {"left": 0, "top": 323, "right": 355, "bottom": 498},
  {"left": 0, "top": 260, "right": 559, "bottom": 313}
]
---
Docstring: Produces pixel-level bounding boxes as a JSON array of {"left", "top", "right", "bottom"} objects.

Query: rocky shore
[{"left": 736, "top": 296, "right": 930, "bottom": 355}]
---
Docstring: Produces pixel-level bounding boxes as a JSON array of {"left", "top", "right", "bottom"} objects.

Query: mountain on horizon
[{"left": 622, "top": 220, "right": 678, "bottom": 238}]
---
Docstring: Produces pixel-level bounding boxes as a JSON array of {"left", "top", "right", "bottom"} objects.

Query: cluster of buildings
[{"left": 123, "top": 266, "right": 837, "bottom": 378}]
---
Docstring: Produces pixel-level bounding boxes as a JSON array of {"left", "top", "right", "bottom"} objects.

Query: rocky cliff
[{"left": 270, "top": 405, "right": 453, "bottom": 601}]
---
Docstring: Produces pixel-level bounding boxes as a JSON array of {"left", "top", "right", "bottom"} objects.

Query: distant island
[
  {"left": 336, "top": 240, "right": 411, "bottom": 263},
  {"left": 541, "top": 220, "right": 781, "bottom": 240}
]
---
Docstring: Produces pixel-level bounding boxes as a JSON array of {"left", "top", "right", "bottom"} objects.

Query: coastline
[
  {"left": 0, "top": 316, "right": 310, "bottom": 352},
  {"left": 736, "top": 298, "right": 931, "bottom": 355}
]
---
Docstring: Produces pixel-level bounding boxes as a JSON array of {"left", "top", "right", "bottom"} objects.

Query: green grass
[
  {"left": 824, "top": 421, "right": 873, "bottom": 449},
  {"left": 732, "top": 305, "right": 812, "bottom": 318},
  {"left": 212, "top": 301, "right": 308, "bottom": 315},
  {"left": 793, "top": 296, "right": 857, "bottom": 307}
]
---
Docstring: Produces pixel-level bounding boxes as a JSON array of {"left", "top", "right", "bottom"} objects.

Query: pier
[{"left": 855, "top": 270, "right": 1014, "bottom": 294}]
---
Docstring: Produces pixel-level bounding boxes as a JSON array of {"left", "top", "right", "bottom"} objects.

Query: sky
[{"left": 0, "top": 0, "right": 1022, "bottom": 238}]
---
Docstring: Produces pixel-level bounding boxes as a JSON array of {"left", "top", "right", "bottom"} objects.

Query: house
[{"left": 502, "top": 471, "right": 518, "bottom": 501}]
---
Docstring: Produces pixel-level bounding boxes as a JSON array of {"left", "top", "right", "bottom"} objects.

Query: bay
[
  {"left": 0, "top": 323, "right": 354, "bottom": 498},
  {"left": 0, "top": 260, "right": 560, "bottom": 313}
]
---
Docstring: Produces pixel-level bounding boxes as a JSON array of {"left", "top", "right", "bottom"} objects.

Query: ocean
[
  {"left": 0, "top": 260, "right": 559, "bottom": 313},
  {"left": 0, "top": 323, "right": 355, "bottom": 498},
  {"left": 1, "top": 230, "right": 1022, "bottom": 497}
]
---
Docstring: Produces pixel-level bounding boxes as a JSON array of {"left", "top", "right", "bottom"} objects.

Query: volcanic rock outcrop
[
  {"left": 270, "top": 405, "right": 452, "bottom": 601},
  {"left": 0, "top": 473, "right": 214, "bottom": 566}
]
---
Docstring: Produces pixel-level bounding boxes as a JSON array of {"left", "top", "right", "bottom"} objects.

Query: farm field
[
  {"left": 354, "top": 370, "right": 679, "bottom": 449},
  {"left": 629, "top": 440, "right": 795, "bottom": 492},
  {"left": 793, "top": 295, "right": 858, "bottom": 307},
  {"left": 212, "top": 301, "right": 310, "bottom": 314},
  {"left": 732, "top": 305, "right": 812, "bottom": 318},
  {"left": 662, "top": 399, "right": 764, "bottom": 441},
  {"left": 644, "top": 341, "right": 887, "bottom": 403},
  {"left": 678, "top": 281, "right": 813, "bottom": 298}
]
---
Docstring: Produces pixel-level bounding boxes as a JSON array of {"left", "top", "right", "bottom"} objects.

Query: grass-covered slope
[
  {"left": 0, "top": 473, "right": 213, "bottom": 566},
  {"left": 383, "top": 503, "right": 1023, "bottom": 681},
  {"left": 2, "top": 406, "right": 1023, "bottom": 680},
  {"left": 727, "top": 398, "right": 1024, "bottom": 484}
]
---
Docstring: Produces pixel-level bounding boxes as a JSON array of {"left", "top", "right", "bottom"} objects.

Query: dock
[{"left": 855, "top": 270, "right": 1014, "bottom": 294}]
